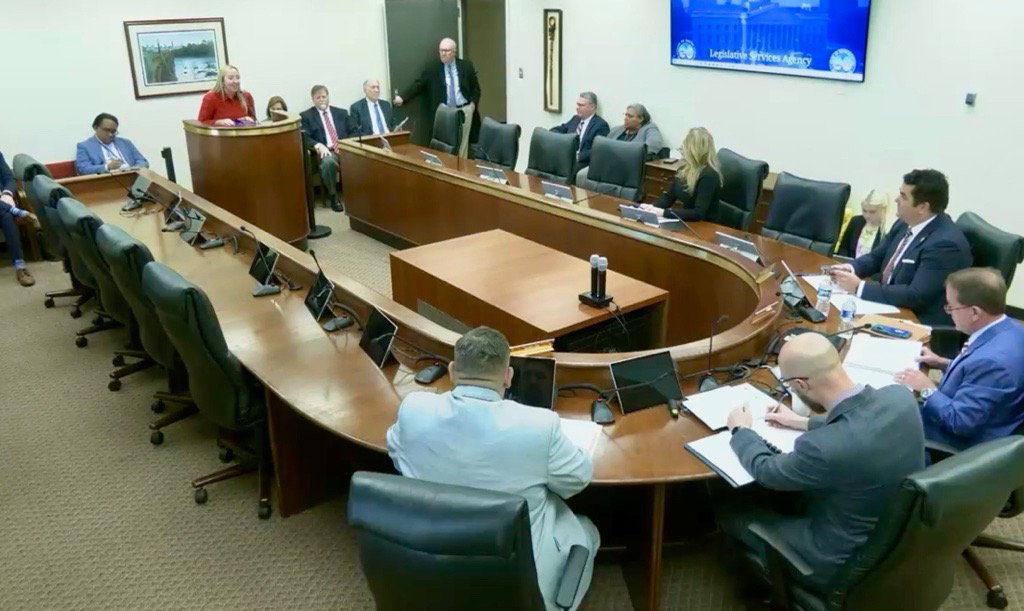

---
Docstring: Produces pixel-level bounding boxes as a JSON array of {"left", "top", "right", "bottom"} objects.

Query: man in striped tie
[
  {"left": 300, "top": 85, "right": 352, "bottom": 212},
  {"left": 829, "top": 169, "right": 972, "bottom": 325},
  {"left": 896, "top": 268, "right": 1024, "bottom": 451}
]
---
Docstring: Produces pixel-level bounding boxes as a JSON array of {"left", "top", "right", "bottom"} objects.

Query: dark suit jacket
[
  {"left": 349, "top": 98, "right": 396, "bottom": 136},
  {"left": 923, "top": 318, "right": 1024, "bottom": 450},
  {"left": 299, "top": 106, "right": 352, "bottom": 148},
  {"left": 0, "top": 152, "right": 15, "bottom": 194},
  {"left": 851, "top": 213, "right": 972, "bottom": 325},
  {"left": 731, "top": 385, "right": 925, "bottom": 588},
  {"left": 551, "top": 115, "right": 610, "bottom": 166},
  {"left": 401, "top": 58, "right": 482, "bottom": 142},
  {"left": 835, "top": 215, "right": 882, "bottom": 258}
]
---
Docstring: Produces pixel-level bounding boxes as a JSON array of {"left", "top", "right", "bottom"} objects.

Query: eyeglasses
[
  {"left": 97, "top": 127, "right": 118, "bottom": 135},
  {"left": 943, "top": 304, "right": 972, "bottom": 314},
  {"left": 777, "top": 376, "right": 809, "bottom": 392}
]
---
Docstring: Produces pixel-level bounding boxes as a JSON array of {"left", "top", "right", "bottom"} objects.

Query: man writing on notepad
[
  {"left": 717, "top": 333, "right": 924, "bottom": 591},
  {"left": 386, "top": 326, "right": 599, "bottom": 611},
  {"left": 827, "top": 169, "right": 972, "bottom": 326},
  {"left": 896, "top": 268, "right": 1024, "bottom": 451}
]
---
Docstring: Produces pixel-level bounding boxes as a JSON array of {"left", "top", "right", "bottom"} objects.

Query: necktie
[
  {"left": 942, "top": 341, "right": 972, "bottom": 384},
  {"left": 373, "top": 102, "right": 387, "bottom": 134},
  {"left": 323, "top": 110, "right": 338, "bottom": 147},
  {"left": 576, "top": 119, "right": 585, "bottom": 136},
  {"left": 881, "top": 229, "right": 912, "bottom": 284},
  {"left": 446, "top": 64, "right": 457, "bottom": 106}
]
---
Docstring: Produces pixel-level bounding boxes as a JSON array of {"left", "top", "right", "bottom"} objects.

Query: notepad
[
  {"left": 844, "top": 334, "right": 922, "bottom": 376},
  {"left": 683, "top": 383, "right": 779, "bottom": 431},
  {"left": 559, "top": 418, "right": 601, "bottom": 458},
  {"left": 802, "top": 274, "right": 900, "bottom": 315},
  {"left": 686, "top": 422, "right": 804, "bottom": 487}
]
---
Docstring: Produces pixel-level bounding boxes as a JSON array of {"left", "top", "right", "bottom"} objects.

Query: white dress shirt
[
  {"left": 365, "top": 97, "right": 385, "bottom": 135},
  {"left": 857, "top": 214, "right": 937, "bottom": 297},
  {"left": 97, "top": 136, "right": 125, "bottom": 163}
]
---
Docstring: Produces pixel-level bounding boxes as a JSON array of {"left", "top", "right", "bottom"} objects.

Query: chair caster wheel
[
  {"left": 194, "top": 488, "right": 208, "bottom": 505},
  {"left": 70, "top": 308, "right": 82, "bottom": 319},
  {"left": 258, "top": 502, "right": 272, "bottom": 520},
  {"left": 151, "top": 400, "right": 166, "bottom": 413},
  {"left": 150, "top": 430, "right": 164, "bottom": 445},
  {"left": 987, "top": 588, "right": 1008, "bottom": 609},
  {"left": 218, "top": 447, "right": 234, "bottom": 463},
  {"left": 112, "top": 355, "right": 125, "bottom": 367},
  {"left": 75, "top": 336, "right": 88, "bottom": 348},
  {"left": 108, "top": 379, "right": 122, "bottom": 392},
  {"left": 44, "top": 297, "right": 55, "bottom": 308}
]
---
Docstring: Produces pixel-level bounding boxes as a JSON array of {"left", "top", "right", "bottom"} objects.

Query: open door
[{"left": 385, "top": 0, "right": 461, "bottom": 145}]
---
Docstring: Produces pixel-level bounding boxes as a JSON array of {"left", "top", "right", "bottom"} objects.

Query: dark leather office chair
[
  {"left": 348, "top": 472, "right": 589, "bottom": 611},
  {"left": 141, "top": 261, "right": 272, "bottom": 519},
  {"left": 471, "top": 117, "right": 521, "bottom": 170},
  {"left": 574, "top": 137, "right": 647, "bottom": 202},
  {"left": 524, "top": 127, "right": 579, "bottom": 186},
  {"left": 747, "top": 436, "right": 1024, "bottom": 611},
  {"left": 716, "top": 148, "right": 769, "bottom": 231},
  {"left": 429, "top": 104, "right": 462, "bottom": 155},
  {"left": 23, "top": 171, "right": 95, "bottom": 313},
  {"left": 11, "top": 154, "right": 55, "bottom": 258},
  {"left": 96, "top": 224, "right": 198, "bottom": 442},
  {"left": 956, "top": 212, "right": 1024, "bottom": 288},
  {"left": 761, "top": 172, "right": 850, "bottom": 256},
  {"left": 927, "top": 427, "right": 1024, "bottom": 609},
  {"left": 57, "top": 198, "right": 154, "bottom": 388}
]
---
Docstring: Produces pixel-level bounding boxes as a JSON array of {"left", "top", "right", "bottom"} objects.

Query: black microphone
[
  {"left": 699, "top": 315, "right": 730, "bottom": 392},
  {"left": 308, "top": 249, "right": 355, "bottom": 331},
  {"left": 664, "top": 207, "right": 700, "bottom": 238},
  {"left": 109, "top": 171, "right": 156, "bottom": 211},
  {"left": 240, "top": 225, "right": 281, "bottom": 297}
]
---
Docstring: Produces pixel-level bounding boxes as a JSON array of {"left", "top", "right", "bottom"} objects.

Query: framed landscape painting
[{"left": 124, "top": 18, "right": 229, "bottom": 99}]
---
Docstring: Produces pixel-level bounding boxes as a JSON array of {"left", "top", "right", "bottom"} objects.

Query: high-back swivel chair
[
  {"left": 472, "top": 117, "right": 521, "bottom": 170},
  {"left": 429, "top": 104, "right": 463, "bottom": 155},
  {"left": 524, "top": 128, "right": 579, "bottom": 186},
  {"left": 29, "top": 175, "right": 96, "bottom": 316},
  {"left": 956, "top": 212, "right": 1024, "bottom": 289},
  {"left": 142, "top": 261, "right": 272, "bottom": 519},
  {"left": 574, "top": 137, "right": 647, "bottom": 202},
  {"left": 761, "top": 172, "right": 850, "bottom": 256},
  {"left": 716, "top": 148, "right": 770, "bottom": 231}
]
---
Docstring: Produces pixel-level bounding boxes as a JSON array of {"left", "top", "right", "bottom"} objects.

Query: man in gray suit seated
[
  {"left": 386, "top": 326, "right": 599, "bottom": 610},
  {"left": 719, "top": 333, "right": 925, "bottom": 591}
]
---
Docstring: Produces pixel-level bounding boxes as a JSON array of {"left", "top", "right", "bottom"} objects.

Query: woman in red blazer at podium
[{"left": 198, "top": 65, "right": 256, "bottom": 127}]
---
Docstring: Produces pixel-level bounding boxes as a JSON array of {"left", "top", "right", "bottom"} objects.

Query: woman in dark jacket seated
[
  {"left": 640, "top": 127, "right": 722, "bottom": 221},
  {"left": 835, "top": 190, "right": 888, "bottom": 259}
]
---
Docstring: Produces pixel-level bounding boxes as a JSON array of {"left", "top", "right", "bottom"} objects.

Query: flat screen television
[{"left": 670, "top": 0, "right": 873, "bottom": 82}]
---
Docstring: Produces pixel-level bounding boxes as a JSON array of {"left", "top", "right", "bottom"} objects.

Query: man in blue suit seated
[
  {"left": 349, "top": 79, "right": 396, "bottom": 137},
  {"left": 75, "top": 113, "right": 149, "bottom": 175},
  {"left": 830, "top": 169, "right": 972, "bottom": 325},
  {"left": 387, "top": 326, "right": 599, "bottom": 611},
  {"left": 897, "top": 268, "right": 1024, "bottom": 451},
  {"left": 550, "top": 91, "right": 609, "bottom": 171}
]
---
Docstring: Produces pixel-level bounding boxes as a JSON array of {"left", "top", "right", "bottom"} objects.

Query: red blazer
[{"left": 198, "top": 90, "right": 256, "bottom": 122}]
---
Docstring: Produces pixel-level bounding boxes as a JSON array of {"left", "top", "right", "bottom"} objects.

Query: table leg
[{"left": 622, "top": 483, "right": 666, "bottom": 611}]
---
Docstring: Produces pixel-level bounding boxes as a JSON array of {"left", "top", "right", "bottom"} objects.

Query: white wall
[
  {"left": 3, "top": 0, "right": 389, "bottom": 189},
  {"left": 506, "top": 0, "right": 1024, "bottom": 306}
]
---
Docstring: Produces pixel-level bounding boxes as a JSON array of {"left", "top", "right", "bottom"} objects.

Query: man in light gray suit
[
  {"left": 387, "top": 327, "right": 599, "bottom": 611},
  {"left": 720, "top": 333, "right": 925, "bottom": 590}
]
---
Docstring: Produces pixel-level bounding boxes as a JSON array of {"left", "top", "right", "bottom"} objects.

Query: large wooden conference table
[{"left": 60, "top": 150, "right": 912, "bottom": 610}]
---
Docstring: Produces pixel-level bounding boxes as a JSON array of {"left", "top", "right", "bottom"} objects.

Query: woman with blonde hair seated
[
  {"left": 265, "top": 96, "right": 288, "bottom": 121},
  {"left": 835, "top": 189, "right": 889, "bottom": 258},
  {"left": 197, "top": 64, "right": 256, "bottom": 127},
  {"left": 641, "top": 127, "right": 722, "bottom": 221}
]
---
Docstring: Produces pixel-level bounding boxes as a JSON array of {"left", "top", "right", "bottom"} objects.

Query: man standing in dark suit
[
  {"left": 719, "top": 333, "right": 925, "bottom": 591},
  {"left": 300, "top": 85, "right": 351, "bottom": 212},
  {"left": 394, "top": 37, "right": 481, "bottom": 158},
  {"left": 550, "top": 92, "right": 610, "bottom": 171},
  {"left": 830, "top": 169, "right": 972, "bottom": 325},
  {"left": 350, "top": 79, "right": 396, "bottom": 137}
]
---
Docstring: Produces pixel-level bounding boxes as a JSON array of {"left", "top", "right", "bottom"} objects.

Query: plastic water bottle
[
  {"left": 814, "top": 277, "right": 833, "bottom": 316},
  {"left": 839, "top": 296, "right": 857, "bottom": 333}
]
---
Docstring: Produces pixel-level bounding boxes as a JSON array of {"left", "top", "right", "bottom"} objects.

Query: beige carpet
[{"left": 0, "top": 210, "right": 1020, "bottom": 610}]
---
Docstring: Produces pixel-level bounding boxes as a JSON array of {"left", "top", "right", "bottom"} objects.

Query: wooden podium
[{"left": 183, "top": 110, "right": 308, "bottom": 246}]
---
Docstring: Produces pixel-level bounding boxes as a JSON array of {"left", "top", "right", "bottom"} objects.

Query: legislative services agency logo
[
  {"left": 829, "top": 48, "right": 857, "bottom": 73},
  {"left": 676, "top": 40, "right": 696, "bottom": 61}
]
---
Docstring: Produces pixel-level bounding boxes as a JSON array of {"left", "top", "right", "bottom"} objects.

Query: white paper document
[
  {"left": 802, "top": 274, "right": 900, "bottom": 315},
  {"left": 686, "top": 431, "right": 755, "bottom": 487},
  {"left": 750, "top": 419, "right": 804, "bottom": 454},
  {"left": 683, "top": 383, "right": 779, "bottom": 431},
  {"left": 844, "top": 334, "right": 922, "bottom": 376},
  {"left": 559, "top": 418, "right": 602, "bottom": 458}
]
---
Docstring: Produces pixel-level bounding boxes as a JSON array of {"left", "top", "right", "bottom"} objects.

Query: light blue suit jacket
[
  {"left": 75, "top": 136, "right": 149, "bottom": 175},
  {"left": 387, "top": 385, "right": 598, "bottom": 610},
  {"left": 922, "top": 317, "right": 1024, "bottom": 450}
]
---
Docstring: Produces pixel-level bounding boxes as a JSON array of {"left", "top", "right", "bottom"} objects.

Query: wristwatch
[{"left": 920, "top": 388, "right": 936, "bottom": 400}]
